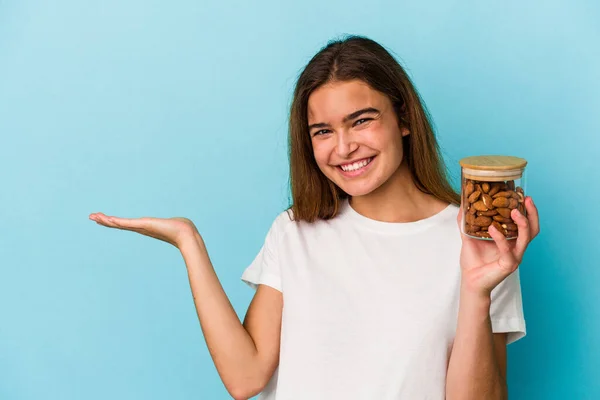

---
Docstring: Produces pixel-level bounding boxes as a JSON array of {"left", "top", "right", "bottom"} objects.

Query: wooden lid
[{"left": 459, "top": 155, "right": 527, "bottom": 171}]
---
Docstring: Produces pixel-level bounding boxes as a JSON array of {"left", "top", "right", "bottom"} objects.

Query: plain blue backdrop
[{"left": 1, "top": 0, "right": 598, "bottom": 399}]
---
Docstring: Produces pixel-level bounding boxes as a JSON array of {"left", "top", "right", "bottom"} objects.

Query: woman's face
[{"left": 307, "top": 79, "right": 409, "bottom": 197}]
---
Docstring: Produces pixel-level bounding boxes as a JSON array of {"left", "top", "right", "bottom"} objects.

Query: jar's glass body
[{"left": 460, "top": 167, "right": 527, "bottom": 240}]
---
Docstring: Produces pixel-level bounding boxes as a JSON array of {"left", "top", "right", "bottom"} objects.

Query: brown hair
[{"left": 288, "top": 35, "right": 460, "bottom": 222}]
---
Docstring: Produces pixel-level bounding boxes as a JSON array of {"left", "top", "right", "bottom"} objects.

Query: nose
[{"left": 335, "top": 130, "right": 359, "bottom": 158}]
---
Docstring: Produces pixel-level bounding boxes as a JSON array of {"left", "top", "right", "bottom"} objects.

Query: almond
[
  {"left": 474, "top": 216, "right": 493, "bottom": 227},
  {"left": 488, "top": 183, "right": 501, "bottom": 197},
  {"left": 461, "top": 178, "right": 525, "bottom": 241},
  {"left": 493, "top": 215, "right": 513, "bottom": 223},
  {"left": 465, "top": 223, "right": 481, "bottom": 233},
  {"left": 478, "top": 209, "right": 498, "bottom": 217},
  {"left": 473, "top": 201, "right": 489, "bottom": 212},
  {"left": 468, "top": 190, "right": 481, "bottom": 203},
  {"left": 466, "top": 212, "right": 476, "bottom": 225},
  {"left": 492, "top": 197, "right": 510, "bottom": 208},
  {"left": 465, "top": 181, "right": 474, "bottom": 197},
  {"left": 493, "top": 191, "right": 514, "bottom": 199},
  {"left": 497, "top": 208, "right": 512, "bottom": 218},
  {"left": 482, "top": 194, "right": 494, "bottom": 208}
]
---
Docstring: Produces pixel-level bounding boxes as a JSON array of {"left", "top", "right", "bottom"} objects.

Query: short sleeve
[
  {"left": 490, "top": 269, "right": 526, "bottom": 344},
  {"left": 241, "top": 212, "right": 288, "bottom": 293}
]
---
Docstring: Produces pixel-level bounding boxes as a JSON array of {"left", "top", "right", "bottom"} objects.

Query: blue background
[{"left": 1, "top": 0, "right": 598, "bottom": 398}]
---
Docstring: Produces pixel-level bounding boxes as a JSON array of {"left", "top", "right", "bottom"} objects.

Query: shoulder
[
  {"left": 271, "top": 208, "right": 294, "bottom": 231},
  {"left": 269, "top": 207, "right": 330, "bottom": 241},
  {"left": 266, "top": 208, "right": 298, "bottom": 242}
]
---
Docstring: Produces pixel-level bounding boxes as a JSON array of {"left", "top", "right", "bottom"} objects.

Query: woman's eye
[
  {"left": 313, "top": 129, "right": 330, "bottom": 136},
  {"left": 354, "top": 118, "right": 372, "bottom": 126}
]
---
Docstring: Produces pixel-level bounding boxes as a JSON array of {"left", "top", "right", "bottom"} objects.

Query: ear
[{"left": 401, "top": 127, "right": 410, "bottom": 137}]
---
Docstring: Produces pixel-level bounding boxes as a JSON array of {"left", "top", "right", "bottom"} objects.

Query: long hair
[{"left": 288, "top": 35, "right": 460, "bottom": 222}]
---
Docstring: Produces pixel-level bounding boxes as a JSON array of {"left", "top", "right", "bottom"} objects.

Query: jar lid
[{"left": 459, "top": 155, "right": 527, "bottom": 171}]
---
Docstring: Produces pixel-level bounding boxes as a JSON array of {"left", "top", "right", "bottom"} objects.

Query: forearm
[
  {"left": 446, "top": 286, "right": 507, "bottom": 400},
  {"left": 179, "top": 232, "right": 263, "bottom": 395}
]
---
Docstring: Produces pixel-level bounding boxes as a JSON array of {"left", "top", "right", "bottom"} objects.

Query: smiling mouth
[{"left": 337, "top": 156, "right": 374, "bottom": 173}]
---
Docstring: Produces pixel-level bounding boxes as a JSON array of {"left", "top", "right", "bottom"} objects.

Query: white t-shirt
[{"left": 241, "top": 199, "right": 526, "bottom": 400}]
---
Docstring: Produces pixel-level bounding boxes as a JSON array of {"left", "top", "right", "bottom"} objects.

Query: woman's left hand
[{"left": 457, "top": 196, "right": 540, "bottom": 298}]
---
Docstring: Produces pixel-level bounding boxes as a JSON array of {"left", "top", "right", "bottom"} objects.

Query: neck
[{"left": 349, "top": 161, "right": 449, "bottom": 223}]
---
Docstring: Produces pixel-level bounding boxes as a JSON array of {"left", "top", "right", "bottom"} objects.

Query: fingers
[
  {"left": 488, "top": 223, "right": 512, "bottom": 254},
  {"left": 488, "top": 223, "right": 518, "bottom": 272},
  {"left": 525, "top": 196, "right": 540, "bottom": 239},
  {"left": 89, "top": 213, "right": 147, "bottom": 231},
  {"left": 512, "top": 206, "right": 531, "bottom": 257},
  {"left": 110, "top": 216, "right": 146, "bottom": 229}
]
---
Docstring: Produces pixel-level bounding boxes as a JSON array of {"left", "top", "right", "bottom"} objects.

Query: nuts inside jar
[{"left": 462, "top": 178, "right": 526, "bottom": 239}]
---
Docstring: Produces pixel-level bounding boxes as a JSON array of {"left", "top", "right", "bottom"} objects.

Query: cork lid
[
  {"left": 459, "top": 155, "right": 527, "bottom": 170},
  {"left": 459, "top": 155, "right": 527, "bottom": 181}
]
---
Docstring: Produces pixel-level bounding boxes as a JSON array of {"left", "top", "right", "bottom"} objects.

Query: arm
[
  {"left": 445, "top": 288, "right": 508, "bottom": 400},
  {"left": 88, "top": 213, "right": 283, "bottom": 399},
  {"left": 449, "top": 196, "right": 539, "bottom": 399},
  {"left": 180, "top": 232, "right": 283, "bottom": 400}
]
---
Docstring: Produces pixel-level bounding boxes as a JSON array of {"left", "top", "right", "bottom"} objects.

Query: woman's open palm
[{"left": 89, "top": 212, "right": 198, "bottom": 249}]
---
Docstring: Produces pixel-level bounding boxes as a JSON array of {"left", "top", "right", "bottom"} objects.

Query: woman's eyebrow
[
  {"left": 342, "top": 107, "right": 380, "bottom": 123},
  {"left": 308, "top": 107, "right": 381, "bottom": 131}
]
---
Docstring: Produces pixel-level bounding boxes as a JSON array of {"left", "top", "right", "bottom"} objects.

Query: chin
[{"left": 334, "top": 180, "right": 380, "bottom": 197}]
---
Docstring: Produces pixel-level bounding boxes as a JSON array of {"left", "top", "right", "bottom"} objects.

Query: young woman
[{"left": 89, "top": 36, "right": 539, "bottom": 399}]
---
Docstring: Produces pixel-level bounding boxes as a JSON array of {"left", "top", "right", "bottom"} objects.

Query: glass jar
[{"left": 459, "top": 155, "right": 528, "bottom": 240}]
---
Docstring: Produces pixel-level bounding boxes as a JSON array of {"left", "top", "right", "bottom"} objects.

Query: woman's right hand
[
  {"left": 90, "top": 210, "right": 283, "bottom": 398},
  {"left": 89, "top": 212, "right": 199, "bottom": 249}
]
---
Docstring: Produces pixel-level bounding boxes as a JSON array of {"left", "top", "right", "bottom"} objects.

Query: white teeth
[{"left": 341, "top": 157, "right": 372, "bottom": 172}]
